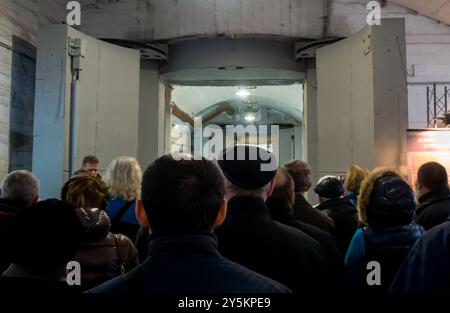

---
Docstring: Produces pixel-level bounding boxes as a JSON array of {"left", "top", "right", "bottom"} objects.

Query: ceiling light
[
  {"left": 244, "top": 114, "right": 256, "bottom": 122},
  {"left": 236, "top": 89, "right": 250, "bottom": 97}
]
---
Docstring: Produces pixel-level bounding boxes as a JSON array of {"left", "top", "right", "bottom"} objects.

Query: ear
[
  {"left": 306, "top": 180, "right": 312, "bottom": 192},
  {"left": 33, "top": 195, "right": 40, "bottom": 205},
  {"left": 265, "top": 176, "right": 277, "bottom": 200},
  {"left": 213, "top": 198, "right": 228, "bottom": 228},
  {"left": 135, "top": 199, "right": 149, "bottom": 226}
]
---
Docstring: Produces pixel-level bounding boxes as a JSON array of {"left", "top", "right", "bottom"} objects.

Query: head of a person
[
  {"left": 314, "top": 176, "right": 345, "bottom": 203},
  {"left": 266, "top": 168, "right": 296, "bottom": 216},
  {"left": 218, "top": 145, "right": 278, "bottom": 202},
  {"left": 344, "top": 165, "right": 367, "bottom": 195},
  {"left": 0, "top": 170, "right": 40, "bottom": 208},
  {"left": 284, "top": 160, "right": 312, "bottom": 195},
  {"left": 82, "top": 155, "right": 100, "bottom": 177},
  {"left": 358, "top": 168, "right": 416, "bottom": 227},
  {"left": 61, "top": 174, "right": 109, "bottom": 211},
  {"left": 10, "top": 199, "right": 82, "bottom": 273},
  {"left": 135, "top": 154, "right": 227, "bottom": 236},
  {"left": 415, "top": 162, "right": 449, "bottom": 198},
  {"left": 105, "top": 156, "right": 142, "bottom": 201}
]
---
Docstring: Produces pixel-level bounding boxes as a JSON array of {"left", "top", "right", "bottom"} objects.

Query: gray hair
[
  {"left": 225, "top": 177, "right": 271, "bottom": 200},
  {"left": 0, "top": 170, "right": 40, "bottom": 207}
]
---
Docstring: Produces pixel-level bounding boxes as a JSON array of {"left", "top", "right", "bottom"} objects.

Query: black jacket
[
  {"left": 267, "top": 199, "right": 344, "bottom": 290},
  {"left": 0, "top": 198, "right": 25, "bottom": 273},
  {"left": 89, "top": 233, "right": 291, "bottom": 294},
  {"left": 293, "top": 194, "right": 335, "bottom": 234},
  {"left": 74, "top": 208, "right": 139, "bottom": 290},
  {"left": 316, "top": 198, "right": 360, "bottom": 256},
  {"left": 215, "top": 196, "right": 329, "bottom": 293},
  {"left": 390, "top": 217, "right": 450, "bottom": 294},
  {"left": 415, "top": 188, "right": 450, "bottom": 231}
]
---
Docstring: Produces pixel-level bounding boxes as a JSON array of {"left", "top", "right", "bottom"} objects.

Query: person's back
[
  {"left": 215, "top": 146, "right": 328, "bottom": 293},
  {"left": 217, "top": 196, "right": 328, "bottom": 293},
  {"left": 90, "top": 154, "right": 290, "bottom": 294},
  {"left": 91, "top": 232, "right": 289, "bottom": 294},
  {"left": 345, "top": 169, "right": 424, "bottom": 293},
  {"left": 293, "top": 194, "right": 336, "bottom": 233},
  {"left": 390, "top": 218, "right": 450, "bottom": 294},
  {"left": 62, "top": 174, "right": 139, "bottom": 291},
  {"left": 414, "top": 162, "right": 450, "bottom": 230},
  {"left": 104, "top": 156, "right": 142, "bottom": 241},
  {"left": 314, "top": 176, "right": 360, "bottom": 255},
  {"left": 266, "top": 168, "right": 344, "bottom": 290},
  {"left": 0, "top": 199, "right": 81, "bottom": 294},
  {"left": 284, "top": 160, "right": 335, "bottom": 234},
  {"left": 0, "top": 171, "right": 40, "bottom": 273}
]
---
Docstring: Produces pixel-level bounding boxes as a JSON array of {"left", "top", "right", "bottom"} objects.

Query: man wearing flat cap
[
  {"left": 314, "top": 176, "right": 360, "bottom": 256},
  {"left": 215, "top": 145, "right": 329, "bottom": 293}
]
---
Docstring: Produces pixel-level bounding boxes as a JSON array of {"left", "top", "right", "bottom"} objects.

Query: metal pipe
[{"left": 69, "top": 68, "right": 79, "bottom": 176}]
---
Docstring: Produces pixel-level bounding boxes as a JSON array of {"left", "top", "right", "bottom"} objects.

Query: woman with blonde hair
[
  {"left": 344, "top": 165, "right": 368, "bottom": 207},
  {"left": 104, "top": 156, "right": 142, "bottom": 241},
  {"left": 61, "top": 174, "right": 138, "bottom": 290}
]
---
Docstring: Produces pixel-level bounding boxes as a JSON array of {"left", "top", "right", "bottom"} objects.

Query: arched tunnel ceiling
[
  {"left": 171, "top": 85, "right": 303, "bottom": 121},
  {"left": 388, "top": 0, "right": 450, "bottom": 26}
]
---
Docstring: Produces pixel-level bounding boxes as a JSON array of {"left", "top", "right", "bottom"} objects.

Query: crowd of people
[{"left": 0, "top": 147, "right": 449, "bottom": 294}]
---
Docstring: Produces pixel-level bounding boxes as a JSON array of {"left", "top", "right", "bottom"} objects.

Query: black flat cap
[
  {"left": 314, "top": 176, "right": 345, "bottom": 198},
  {"left": 218, "top": 145, "right": 278, "bottom": 190}
]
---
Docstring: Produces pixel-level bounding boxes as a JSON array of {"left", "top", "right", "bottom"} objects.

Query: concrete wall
[
  {"left": 0, "top": 0, "right": 66, "bottom": 181},
  {"left": 79, "top": 0, "right": 325, "bottom": 41}
]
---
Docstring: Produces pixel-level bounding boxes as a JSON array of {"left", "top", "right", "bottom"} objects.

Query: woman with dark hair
[
  {"left": 62, "top": 174, "right": 139, "bottom": 291},
  {"left": 345, "top": 168, "right": 424, "bottom": 293}
]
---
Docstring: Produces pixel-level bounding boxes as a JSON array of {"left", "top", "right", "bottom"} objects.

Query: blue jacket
[
  {"left": 88, "top": 233, "right": 291, "bottom": 293},
  {"left": 345, "top": 224, "right": 424, "bottom": 290},
  {"left": 390, "top": 218, "right": 450, "bottom": 294}
]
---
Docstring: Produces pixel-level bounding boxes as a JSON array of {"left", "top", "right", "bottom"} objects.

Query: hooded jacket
[
  {"left": 74, "top": 207, "right": 139, "bottom": 290},
  {"left": 346, "top": 168, "right": 424, "bottom": 293}
]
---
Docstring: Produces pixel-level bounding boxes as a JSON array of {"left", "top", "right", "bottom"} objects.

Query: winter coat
[
  {"left": 293, "top": 194, "right": 335, "bottom": 234},
  {"left": 0, "top": 198, "right": 25, "bottom": 273},
  {"left": 345, "top": 224, "right": 424, "bottom": 292},
  {"left": 74, "top": 207, "right": 139, "bottom": 290},
  {"left": 88, "top": 233, "right": 291, "bottom": 294},
  {"left": 316, "top": 198, "right": 360, "bottom": 256},
  {"left": 215, "top": 196, "right": 329, "bottom": 293},
  {"left": 390, "top": 217, "right": 450, "bottom": 294},
  {"left": 415, "top": 188, "right": 450, "bottom": 231},
  {"left": 267, "top": 199, "right": 344, "bottom": 290}
]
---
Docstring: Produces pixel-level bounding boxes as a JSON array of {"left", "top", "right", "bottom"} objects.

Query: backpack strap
[{"left": 112, "top": 201, "right": 134, "bottom": 226}]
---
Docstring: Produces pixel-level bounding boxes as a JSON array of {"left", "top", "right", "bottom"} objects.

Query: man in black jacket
[
  {"left": 314, "top": 176, "right": 359, "bottom": 256},
  {"left": 0, "top": 170, "right": 40, "bottom": 273},
  {"left": 215, "top": 146, "right": 328, "bottom": 293},
  {"left": 266, "top": 167, "right": 344, "bottom": 291},
  {"left": 415, "top": 162, "right": 450, "bottom": 230},
  {"left": 90, "top": 154, "right": 290, "bottom": 294},
  {"left": 284, "top": 160, "right": 335, "bottom": 234}
]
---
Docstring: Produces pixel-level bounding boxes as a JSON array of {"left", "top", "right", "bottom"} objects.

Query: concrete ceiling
[{"left": 388, "top": 0, "right": 450, "bottom": 25}]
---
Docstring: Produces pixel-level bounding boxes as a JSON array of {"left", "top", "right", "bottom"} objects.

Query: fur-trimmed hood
[{"left": 358, "top": 168, "right": 413, "bottom": 225}]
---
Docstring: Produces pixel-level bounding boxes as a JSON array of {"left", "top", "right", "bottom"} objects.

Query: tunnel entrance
[{"left": 169, "top": 84, "right": 303, "bottom": 166}]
